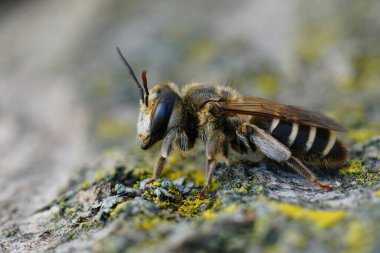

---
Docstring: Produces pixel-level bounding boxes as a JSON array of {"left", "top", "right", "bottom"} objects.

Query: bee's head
[
  {"left": 137, "top": 83, "right": 180, "bottom": 149},
  {"left": 117, "top": 48, "right": 180, "bottom": 150}
]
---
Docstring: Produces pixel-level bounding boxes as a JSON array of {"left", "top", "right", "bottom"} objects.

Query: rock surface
[
  {"left": 1, "top": 137, "right": 379, "bottom": 253},
  {"left": 1, "top": 2, "right": 380, "bottom": 252}
]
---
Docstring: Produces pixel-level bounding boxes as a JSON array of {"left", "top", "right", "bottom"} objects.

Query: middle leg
[{"left": 200, "top": 130, "right": 227, "bottom": 199}]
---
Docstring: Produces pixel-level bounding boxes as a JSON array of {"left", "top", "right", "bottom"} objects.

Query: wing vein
[{"left": 220, "top": 96, "right": 347, "bottom": 132}]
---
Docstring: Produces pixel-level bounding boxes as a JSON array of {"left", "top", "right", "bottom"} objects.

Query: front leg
[{"left": 147, "top": 128, "right": 189, "bottom": 184}]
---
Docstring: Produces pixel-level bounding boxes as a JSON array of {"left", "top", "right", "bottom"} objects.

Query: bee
[{"left": 117, "top": 48, "right": 348, "bottom": 199}]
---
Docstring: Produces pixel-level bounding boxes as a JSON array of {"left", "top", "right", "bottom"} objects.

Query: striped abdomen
[{"left": 254, "top": 117, "right": 348, "bottom": 168}]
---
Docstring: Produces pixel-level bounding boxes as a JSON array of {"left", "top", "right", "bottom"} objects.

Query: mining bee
[{"left": 117, "top": 48, "right": 348, "bottom": 199}]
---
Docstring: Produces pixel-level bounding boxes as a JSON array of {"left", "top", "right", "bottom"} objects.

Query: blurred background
[{"left": 0, "top": 0, "right": 379, "bottom": 223}]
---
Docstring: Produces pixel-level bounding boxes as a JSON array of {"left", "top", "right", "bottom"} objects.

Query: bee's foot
[
  {"left": 145, "top": 178, "right": 156, "bottom": 185},
  {"left": 200, "top": 187, "right": 207, "bottom": 200},
  {"left": 317, "top": 182, "right": 333, "bottom": 191}
]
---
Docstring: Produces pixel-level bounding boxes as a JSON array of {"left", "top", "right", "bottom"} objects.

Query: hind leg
[
  {"left": 286, "top": 156, "right": 332, "bottom": 191},
  {"left": 239, "top": 123, "right": 332, "bottom": 191}
]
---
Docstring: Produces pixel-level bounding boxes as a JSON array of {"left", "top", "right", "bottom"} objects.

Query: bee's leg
[
  {"left": 147, "top": 128, "right": 189, "bottom": 184},
  {"left": 176, "top": 130, "right": 189, "bottom": 160},
  {"left": 285, "top": 156, "right": 332, "bottom": 191},
  {"left": 242, "top": 123, "right": 332, "bottom": 191},
  {"left": 222, "top": 140, "right": 230, "bottom": 165},
  {"left": 146, "top": 156, "right": 166, "bottom": 185},
  {"left": 200, "top": 131, "right": 224, "bottom": 199},
  {"left": 200, "top": 159, "right": 216, "bottom": 199}
]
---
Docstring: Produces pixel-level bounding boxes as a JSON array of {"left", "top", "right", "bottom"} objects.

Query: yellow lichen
[
  {"left": 203, "top": 209, "right": 218, "bottom": 220},
  {"left": 345, "top": 221, "right": 374, "bottom": 253},
  {"left": 375, "top": 191, "right": 380, "bottom": 197},
  {"left": 79, "top": 221, "right": 94, "bottom": 229},
  {"left": 286, "top": 231, "right": 308, "bottom": 249},
  {"left": 95, "top": 115, "right": 135, "bottom": 141},
  {"left": 152, "top": 181, "right": 161, "bottom": 187},
  {"left": 224, "top": 203, "right": 238, "bottom": 213},
  {"left": 79, "top": 180, "right": 90, "bottom": 190},
  {"left": 132, "top": 168, "right": 151, "bottom": 180},
  {"left": 187, "top": 38, "right": 216, "bottom": 63},
  {"left": 348, "top": 128, "right": 379, "bottom": 142},
  {"left": 340, "top": 160, "right": 379, "bottom": 187},
  {"left": 110, "top": 201, "right": 129, "bottom": 217},
  {"left": 163, "top": 157, "right": 205, "bottom": 186},
  {"left": 297, "top": 24, "right": 339, "bottom": 63},
  {"left": 190, "top": 170, "right": 205, "bottom": 187},
  {"left": 272, "top": 202, "right": 347, "bottom": 229},
  {"left": 163, "top": 170, "right": 183, "bottom": 181},
  {"left": 144, "top": 185, "right": 183, "bottom": 210},
  {"left": 339, "top": 160, "right": 364, "bottom": 174},
  {"left": 207, "top": 179, "right": 219, "bottom": 193},
  {"left": 325, "top": 102, "right": 366, "bottom": 128},
  {"left": 92, "top": 169, "right": 108, "bottom": 182},
  {"left": 132, "top": 216, "right": 164, "bottom": 230},
  {"left": 58, "top": 200, "right": 68, "bottom": 212},
  {"left": 201, "top": 199, "right": 223, "bottom": 220},
  {"left": 64, "top": 207, "right": 78, "bottom": 218},
  {"left": 255, "top": 74, "right": 280, "bottom": 97},
  {"left": 177, "top": 197, "right": 210, "bottom": 217},
  {"left": 155, "top": 150, "right": 220, "bottom": 191}
]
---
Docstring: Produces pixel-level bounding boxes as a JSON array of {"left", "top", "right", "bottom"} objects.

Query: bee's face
[{"left": 137, "top": 83, "right": 178, "bottom": 150}]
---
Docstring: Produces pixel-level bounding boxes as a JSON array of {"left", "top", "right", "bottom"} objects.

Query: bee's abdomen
[{"left": 260, "top": 118, "right": 348, "bottom": 168}]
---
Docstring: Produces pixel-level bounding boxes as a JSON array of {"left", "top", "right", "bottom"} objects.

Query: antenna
[
  {"left": 141, "top": 70, "right": 149, "bottom": 105},
  {"left": 116, "top": 47, "right": 146, "bottom": 104}
]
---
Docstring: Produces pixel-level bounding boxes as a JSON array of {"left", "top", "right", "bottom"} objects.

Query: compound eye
[{"left": 150, "top": 98, "right": 174, "bottom": 137}]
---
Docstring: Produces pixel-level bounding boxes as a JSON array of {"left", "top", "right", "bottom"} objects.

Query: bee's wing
[{"left": 220, "top": 96, "right": 347, "bottom": 132}]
